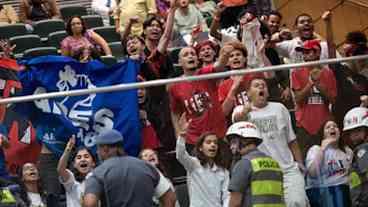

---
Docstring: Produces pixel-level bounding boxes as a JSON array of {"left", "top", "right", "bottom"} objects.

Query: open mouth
[
  {"left": 29, "top": 172, "right": 36, "bottom": 176},
  {"left": 188, "top": 60, "right": 195, "bottom": 65},
  {"left": 330, "top": 131, "right": 337, "bottom": 136},
  {"left": 80, "top": 163, "right": 88, "bottom": 168},
  {"left": 208, "top": 148, "right": 217, "bottom": 153},
  {"left": 259, "top": 91, "right": 265, "bottom": 97},
  {"left": 130, "top": 48, "right": 138, "bottom": 54}
]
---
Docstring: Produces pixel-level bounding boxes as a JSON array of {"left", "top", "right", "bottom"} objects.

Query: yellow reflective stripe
[
  {"left": 251, "top": 180, "right": 283, "bottom": 196},
  {"left": 350, "top": 172, "right": 362, "bottom": 189},
  {"left": 253, "top": 204, "right": 286, "bottom": 207},
  {"left": 1, "top": 189, "right": 16, "bottom": 203},
  {"left": 251, "top": 158, "right": 282, "bottom": 172}
]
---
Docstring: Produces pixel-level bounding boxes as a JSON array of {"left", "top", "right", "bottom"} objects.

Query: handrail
[{"left": 0, "top": 55, "right": 367, "bottom": 104}]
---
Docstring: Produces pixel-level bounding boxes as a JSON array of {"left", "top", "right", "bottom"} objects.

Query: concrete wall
[{"left": 273, "top": 0, "right": 368, "bottom": 47}]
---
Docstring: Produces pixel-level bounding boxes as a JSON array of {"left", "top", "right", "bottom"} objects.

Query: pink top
[{"left": 61, "top": 30, "right": 97, "bottom": 58}]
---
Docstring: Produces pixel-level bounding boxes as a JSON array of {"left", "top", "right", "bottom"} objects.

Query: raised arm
[
  {"left": 209, "top": 2, "right": 226, "bottom": 41},
  {"left": 175, "top": 113, "right": 198, "bottom": 172},
  {"left": 307, "top": 138, "right": 336, "bottom": 177},
  {"left": 57, "top": 136, "right": 75, "bottom": 182},
  {"left": 222, "top": 76, "right": 242, "bottom": 117},
  {"left": 157, "top": 0, "right": 178, "bottom": 54},
  {"left": 322, "top": 11, "right": 335, "bottom": 59},
  {"left": 121, "top": 16, "right": 139, "bottom": 45},
  {"left": 90, "top": 31, "right": 112, "bottom": 56},
  {"left": 213, "top": 44, "right": 234, "bottom": 72}
]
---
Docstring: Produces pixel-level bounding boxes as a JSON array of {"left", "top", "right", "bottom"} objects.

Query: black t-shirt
[
  {"left": 331, "top": 63, "right": 368, "bottom": 128},
  {"left": 139, "top": 48, "right": 177, "bottom": 150}
]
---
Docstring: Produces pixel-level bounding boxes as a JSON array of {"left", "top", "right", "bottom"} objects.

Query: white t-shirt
[
  {"left": 154, "top": 169, "right": 172, "bottom": 199},
  {"left": 232, "top": 102, "right": 297, "bottom": 170},
  {"left": 27, "top": 192, "right": 45, "bottom": 207},
  {"left": 275, "top": 37, "right": 330, "bottom": 64},
  {"left": 59, "top": 169, "right": 84, "bottom": 207},
  {"left": 306, "top": 145, "right": 353, "bottom": 189}
]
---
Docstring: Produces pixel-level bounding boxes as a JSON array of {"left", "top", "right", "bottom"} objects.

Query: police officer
[
  {"left": 343, "top": 107, "right": 368, "bottom": 207},
  {"left": 226, "top": 121, "right": 285, "bottom": 207},
  {"left": 83, "top": 129, "right": 176, "bottom": 207}
]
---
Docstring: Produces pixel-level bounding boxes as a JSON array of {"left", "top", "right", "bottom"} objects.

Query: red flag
[{"left": 0, "top": 58, "right": 41, "bottom": 175}]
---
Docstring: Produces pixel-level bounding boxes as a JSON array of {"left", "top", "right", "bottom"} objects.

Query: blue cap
[{"left": 94, "top": 129, "right": 124, "bottom": 145}]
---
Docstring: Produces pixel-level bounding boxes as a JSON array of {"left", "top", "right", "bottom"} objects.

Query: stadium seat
[
  {"left": 60, "top": 5, "right": 88, "bottom": 21},
  {"left": 33, "top": 19, "right": 66, "bottom": 41},
  {"left": 100, "top": 55, "right": 117, "bottom": 66},
  {"left": 9, "top": 35, "right": 43, "bottom": 58},
  {"left": 108, "top": 42, "right": 125, "bottom": 60},
  {"left": 23, "top": 47, "right": 58, "bottom": 58},
  {"left": 48, "top": 31, "right": 68, "bottom": 49},
  {"left": 82, "top": 15, "right": 104, "bottom": 29},
  {"left": 0, "top": 24, "right": 28, "bottom": 39},
  {"left": 93, "top": 26, "right": 121, "bottom": 43}
]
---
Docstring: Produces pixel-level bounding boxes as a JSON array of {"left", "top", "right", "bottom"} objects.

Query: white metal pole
[{"left": 0, "top": 55, "right": 367, "bottom": 104}]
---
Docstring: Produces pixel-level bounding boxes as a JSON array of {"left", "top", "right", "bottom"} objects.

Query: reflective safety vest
[
  {"left": 248, "top": 153, "right": 285, "bottom": 207},
  {"left": 0, "top": 188, "right": 16, "bottom": 204},
  {"left": 350, "top": 170, "right": 368, "bottom": 207}
]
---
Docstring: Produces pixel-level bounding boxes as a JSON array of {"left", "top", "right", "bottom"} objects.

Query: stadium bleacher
[{"left": 3, "top": 0, "right": 92, "bottom": 14}]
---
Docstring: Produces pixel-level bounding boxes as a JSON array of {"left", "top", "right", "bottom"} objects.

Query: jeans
[{"left": 283, "top": 164, "right": 310, "bottom": 207}]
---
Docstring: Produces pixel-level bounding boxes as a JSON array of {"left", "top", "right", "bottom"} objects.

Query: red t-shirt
[
  {"left": 141, "top": 121, "right": 160, "bottom": 150},
  {"left": 168, "top": 65, "right": 226, "bottom": 144},
  {"left": 291, "top": 67, "right": 337, "bottom": 135},
  {"left": 218, "top": 74, "right": 256, "bottom": 105}
]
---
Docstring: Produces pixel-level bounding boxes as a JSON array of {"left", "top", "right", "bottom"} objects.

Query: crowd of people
[{"left": 0, "top": 0, "right": 368, "bottom": 206}]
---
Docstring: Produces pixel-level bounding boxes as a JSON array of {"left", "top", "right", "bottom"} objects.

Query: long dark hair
[
  {"left": 318, "top": 118, "right": 348, "bottom": 152},
  {"left": 70, "top": 146, "right": 97, "bottom": 183},
  {"left": 15, "top": 164, "right": 46, "bottom": 207},
  {"left": 193, "top": 132, "right": 228, "bottom": 169},
  {"left": 66, "top": 16, "right": 87, "bottom": 36}
]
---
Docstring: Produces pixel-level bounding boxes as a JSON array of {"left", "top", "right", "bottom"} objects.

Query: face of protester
[
  {"left": 199, "top": 134, "right": 219, "bottom": 159},
  {"left": 296, "top": 15, "right": 314, "bottom": 40},
  {"left": 323, "top": 121, "right": 340, "bottom": 141},
  {"left": 267, "top": 14, "right": 281, "bottom": 34},
  {"left": 228, "top": 49, "right": 247, "bottom": 69},
  {"left": 126, "top": 37, "right": 145, "bottom": 56},
  {"left": 348, "top": 127, "right": 367, "bottom": 147},
  {"left": 179, "top": 47, "right": 199, "bottom": 72},
  {"left": 302, "top": 47, "right": 321, "bottom": 62},
  {"left": 70, "top": 17, "right": 84, "bottom": 36},
  {"left": 22, "top": 163, "right": 40, "bottom": 183},
  {"left": 145, "top": 20, "right": 163, "bottom": 41},
  {"left": 140, "top": 149, "right": 159, "bottom": 166},
  {"left": 138, "top": 87, "right": 147, "bottom": 104},
  {"left": 247, "top": 79, "right": 269, "bottom": 108},
  {"left": 239, "top": 12, "right": 255, "bottom": 27},
  {"left": 198, "top": 45, "right": 216, "bottom": 65},
  {"left": 73, "top": 149, "right": 96, "bottom": 175}
]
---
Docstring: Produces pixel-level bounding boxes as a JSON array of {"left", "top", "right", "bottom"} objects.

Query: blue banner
[{"left": 15, "top": 56, "right": 141, "bottom": 157}]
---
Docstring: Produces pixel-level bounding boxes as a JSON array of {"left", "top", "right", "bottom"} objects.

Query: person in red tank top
[
  {"left": 291, "top": 39, "right": 337, "bottom": 158},
  {"left": 168, "top": 45, "right": 235, "bottom": 146},
  {"left": 217, "top": 41, "right": 264, "bottom": 119}
]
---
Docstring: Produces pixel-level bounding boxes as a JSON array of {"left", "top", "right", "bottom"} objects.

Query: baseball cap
[
  {"left": 295, "top": 39, "right": 321, "bottom": 52},
  {"left": 94, "top": 129, "right": 124, "bottom": 145}
]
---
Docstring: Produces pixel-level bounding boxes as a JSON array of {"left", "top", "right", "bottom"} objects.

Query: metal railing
[{"left": 0, "top": 54, "right": 367, "bottom": 104}]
